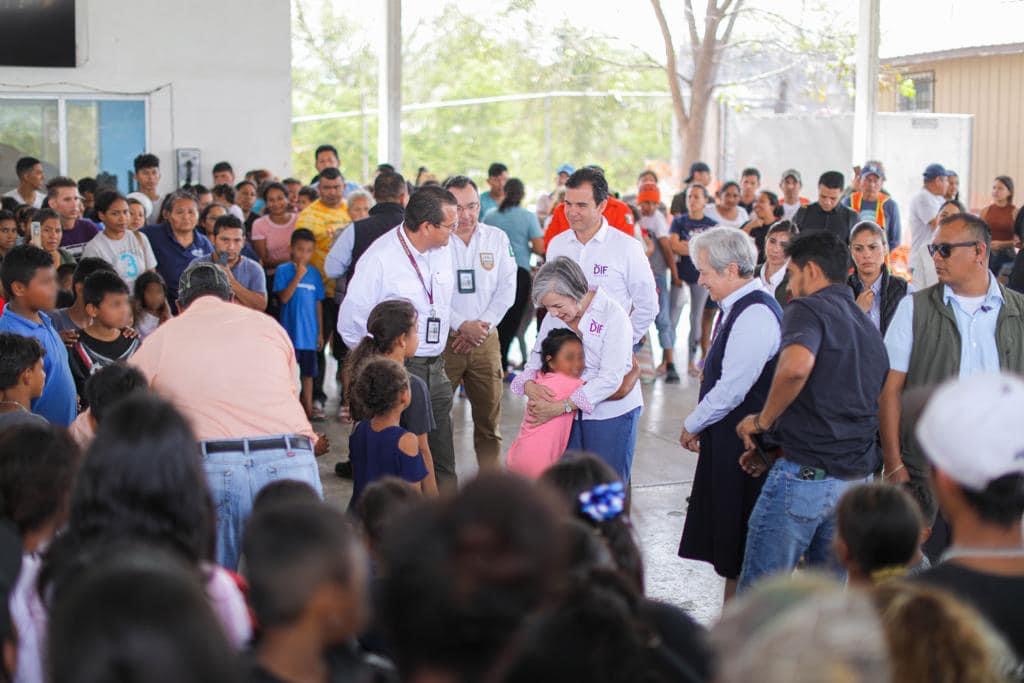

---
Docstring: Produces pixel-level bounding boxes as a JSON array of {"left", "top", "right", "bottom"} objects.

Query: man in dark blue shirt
[{"left": 734, "top": 230, "right": 889, "bottom": 592}]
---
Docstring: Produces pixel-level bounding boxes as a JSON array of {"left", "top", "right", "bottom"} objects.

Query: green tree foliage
[{"left": 292, "top": 0, "right": 672, "bottom": 195}]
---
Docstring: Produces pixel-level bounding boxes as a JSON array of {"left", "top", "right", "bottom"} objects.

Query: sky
[{"left": 321, "top": 0, "right": 1024, "bottom": 63}]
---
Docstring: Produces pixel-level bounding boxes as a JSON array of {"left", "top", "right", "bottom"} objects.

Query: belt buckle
[{"left": 798, "top": 466, "right": 817, "bottom": 481}]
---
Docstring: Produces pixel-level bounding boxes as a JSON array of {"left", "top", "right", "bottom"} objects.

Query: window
[
  {"left": 0, "top": 96, "right": 146, "bottom": 193},
  {"left": 897, "top": 73, "right": 935, "bottom": 113}
]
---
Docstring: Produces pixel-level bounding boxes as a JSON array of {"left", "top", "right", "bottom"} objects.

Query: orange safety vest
[{"left": 849, "top": 192, "right": 889, "bottom": 228}]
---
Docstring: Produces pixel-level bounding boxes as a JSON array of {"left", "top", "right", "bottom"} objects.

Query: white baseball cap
[
  {"left": 916, "top": 373, "right": 1024, "bottom": 491},
  {"left": 126, "top": 192, "right": 153, "bottom": 217}
]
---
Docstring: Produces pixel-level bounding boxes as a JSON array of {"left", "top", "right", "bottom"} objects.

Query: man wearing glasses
[
  {"left": 339, "top": 185, "right": 460, "bottom": 491},
  {"left": 440, "top": 175, "right": 517, "bottom": 472},
  {"left": 880, "top": 212, "right": 1024, "bottom": 557}
]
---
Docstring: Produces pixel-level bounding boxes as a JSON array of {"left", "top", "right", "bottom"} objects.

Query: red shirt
[{"left": 543, "top": 196, "right": 636, "bottom": 249}]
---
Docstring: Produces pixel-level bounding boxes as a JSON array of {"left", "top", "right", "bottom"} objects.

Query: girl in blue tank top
[{"left": 348, "top": 357, "right": 428, "bottom": 508}]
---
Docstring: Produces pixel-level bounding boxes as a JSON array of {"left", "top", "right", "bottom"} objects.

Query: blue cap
[
  {"left": 923, "top": 163, "right": 951, "bottom": 179},
  {"left": 556, "top": 164, "right": 575, "bottom": 176},
  {"left": 860, "top": 163, "right": 884, "bottom": 179}
]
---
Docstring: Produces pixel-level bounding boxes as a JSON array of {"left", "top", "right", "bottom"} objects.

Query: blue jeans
[
  {"left": 737, "top": 458, "right": 870, "bottom": 593},
  {"left": 566, "top": 407, "right": 641, "bottom": 482},
  {"left": 202, "top": 438, "right": 323, "bottom": 570},
  {"left": 653, "top": 271, "right": 675, "bottom": 351}
]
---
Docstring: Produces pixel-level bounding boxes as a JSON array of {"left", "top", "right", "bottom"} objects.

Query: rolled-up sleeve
[
  {"left": 625, "top": 239, "right": 658, "bottom": 343},
  {"left": 481, "top": 233, "right": 518, "bottom": 327},
  {"left": 883, "top": 295, "right": 915, "bottom": 372},
  {"left": 684, "top": 304, "right": 781, "bottom": 433}
]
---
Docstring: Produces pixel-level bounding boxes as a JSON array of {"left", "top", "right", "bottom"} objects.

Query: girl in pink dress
[{"left": 506, "top": 329, "right": 585, "bottom": 478}]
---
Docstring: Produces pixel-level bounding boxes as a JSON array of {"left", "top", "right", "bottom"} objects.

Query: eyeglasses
[
  {"left": 927, "top": 241, "right": 978, "bottom": 259},
  {"left": 456, "top": 203, "right": 479, "bottom": 213},
  {"left": 434, "top": 221, "right": 458, "bottom": 232}
]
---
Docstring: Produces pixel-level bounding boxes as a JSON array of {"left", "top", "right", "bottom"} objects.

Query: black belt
[{"left": 201, "top": 434, "right": 313, "bottom": 454}]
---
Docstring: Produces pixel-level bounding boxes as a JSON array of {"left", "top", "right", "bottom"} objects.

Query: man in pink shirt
[{"left": 131, "top": 261, "right": 328, "bottom": 569}]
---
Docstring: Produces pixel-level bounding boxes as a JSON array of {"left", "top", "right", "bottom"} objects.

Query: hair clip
[{"left": 578, "top": 481, "right": 625, "bottom": 522}]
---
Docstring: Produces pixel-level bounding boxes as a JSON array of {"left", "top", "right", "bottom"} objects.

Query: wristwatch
[{"left": 563, "top": 400, "right": 573, "bottom": 414}]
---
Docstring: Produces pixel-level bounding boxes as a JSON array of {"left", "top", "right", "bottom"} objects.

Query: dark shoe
[
  {"left": 665, "top": 363, "right": 681, "bottom": 384},
  {"left": 334, "top": 461, "right": 353, "bottom": 479}
]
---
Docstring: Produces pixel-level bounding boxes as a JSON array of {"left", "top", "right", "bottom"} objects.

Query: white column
[
  {"left": 377, "top": 0, "right": 402, "bottom": 170},
  {"left": 852, "top": 0, "right": 880, "bottom": 167}
]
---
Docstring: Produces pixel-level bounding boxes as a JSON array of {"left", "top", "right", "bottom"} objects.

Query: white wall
[{"left": 0, "top": 0, "right": 291, "bottom": 193}]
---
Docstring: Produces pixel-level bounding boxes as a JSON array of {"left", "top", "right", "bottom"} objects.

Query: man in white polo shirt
[
  {"left": 441, "top": 175, "right": 516, "bottom": 471},
  {"left": 546, "top": 167, "right": 658, "bottom": 347},
  {"left": 339, "top": 185, "right": 459, "bottom": 490}
]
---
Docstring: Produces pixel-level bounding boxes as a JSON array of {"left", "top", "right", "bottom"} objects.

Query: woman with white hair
[
  {"left": 510, "top": 256, "right": 642, "bottom": 481},
  {"left": 677, "top": 227, "right": 783, "bottom": 602}
]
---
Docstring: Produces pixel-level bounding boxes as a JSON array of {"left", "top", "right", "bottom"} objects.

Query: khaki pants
[
  {"left": 405, "top": 355, "right": 456, "bottom": 493},
  {"left": 443, "top": 331, "right": 503, "bottom": 469}
]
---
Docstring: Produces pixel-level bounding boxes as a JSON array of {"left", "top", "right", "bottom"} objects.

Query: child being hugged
[
  {"left": 347, "top": 357, "right": 429, "bottom": 509},
  {"left": 506, "top": 328, "right": 585, "bottom": 478}
]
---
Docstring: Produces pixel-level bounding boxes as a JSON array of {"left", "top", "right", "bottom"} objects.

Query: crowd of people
[{"left": 1, "top": 144, "right": 1024, "bottom": 682}]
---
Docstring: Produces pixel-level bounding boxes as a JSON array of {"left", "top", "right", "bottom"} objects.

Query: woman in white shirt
[
  {"left": 511, "top": 257, "right": 642, "bottom": 482},
  {"left": 81, "top": 191, "right": 157, "bottom": 289},
  {"left": 706, "top": 181, "right": 750, "bottom": 230},
  {"left": 755, "top": 220, "right": 798, "bottom": 303}
]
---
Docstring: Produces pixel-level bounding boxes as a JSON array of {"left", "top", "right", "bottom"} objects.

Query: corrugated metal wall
[{"left": 880, "top": 51, "right": 1024, "bottom": 211}]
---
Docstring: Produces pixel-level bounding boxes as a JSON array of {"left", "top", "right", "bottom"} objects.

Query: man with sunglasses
[
  {"left": 339, "top": 185, "right": 460, "bottom": 491},
  {"left": 880, "top": 212, "right": 1024, "bottom": 558}
]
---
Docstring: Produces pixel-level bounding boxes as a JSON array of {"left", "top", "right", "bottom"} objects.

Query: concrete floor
[{"left": 316, "top": 358, "right": 726, "bottom": 626}]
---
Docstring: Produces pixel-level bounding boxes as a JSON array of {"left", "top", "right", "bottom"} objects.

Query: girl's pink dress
[{"left": 506, "top": 372, "right": 584, "bottom": 478}]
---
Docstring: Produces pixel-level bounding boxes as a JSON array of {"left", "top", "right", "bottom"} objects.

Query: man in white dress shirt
[
  {"left": 339, "top": 185, "right": 459, "bottom": 490},
  {"left": 546, "top": 167, "right": 658, "bottom": 347},
  {"left": 441, "top": 176, "right": 517, "bottom": 470}
]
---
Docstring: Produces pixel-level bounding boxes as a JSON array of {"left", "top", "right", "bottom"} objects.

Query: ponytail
[{"left": 342, "top": 299, "right": 418, "bottom": 420}]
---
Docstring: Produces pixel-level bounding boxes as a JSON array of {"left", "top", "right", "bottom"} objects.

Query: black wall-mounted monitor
[{"left": 0, "top": 0, "right": 76, "bottom": 67}]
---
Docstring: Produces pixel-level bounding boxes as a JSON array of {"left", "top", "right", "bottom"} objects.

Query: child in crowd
[
  {"left": 341, "top": 299, "right": 438, "bottom": 495},
  {"left": 1, "top": 423, "right": 82, "bottom": 683},
  {"left": 347, "top": 358, "right": 428, "bottom": 508},
  {"left": 55, "top": 263, "right": 76, "bottom": 308},
  {"left": 506, "top": 328, "right": 585, "bottom": 478},
  {"left": 273, "top": 228, "right": 323, "bottom": 419},
  {"left": 242, "top": 501, "right": 384, "bottom": 683},
  {"left": 296, "top": 186, "right": 318, "bottom": 212},
  {"left": 68, "top": 362, "right": 149, "bottom": 450},
  {"left": 126, "top": 196, "right": 149, "bottom": 230},
  {"left": 49, "top": 257, "right": 117, "bottom": 335},
  {"left": 0, "top": 245, "right": 77, "bottom": 426},
  {"left": 0, "top": 209, "right": 18, "bottom": 261},
  {"left": 68, "top": 271, "right": 141, "bottom": 407},
  {"left": 834, "top": 482, "right": 922, "bottom": 586},
  {"left": 132, "top": 269, "right": 172, "bottom": 340},
  {"left": 0, "top": 333, "right": 48, "bottom": 429}
]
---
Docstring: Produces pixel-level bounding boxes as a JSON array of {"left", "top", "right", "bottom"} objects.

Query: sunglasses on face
[{"left": 927, "top": 240, "right": 978, "bottom": 258}]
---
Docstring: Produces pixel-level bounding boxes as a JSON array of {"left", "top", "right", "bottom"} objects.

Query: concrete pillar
[
  {"left": 852, "top": 0, "right": 880, "bottom": 167},
  {"left": 377, "top": 0, "right": 401, "bottom": 169}
]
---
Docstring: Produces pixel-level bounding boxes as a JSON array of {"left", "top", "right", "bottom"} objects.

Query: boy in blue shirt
[
  {"left": 274, "top": 228, "right": 324, "bottom": 419},
  {"left": 0, "top": 245, "right": 78, "bottom": 425}
]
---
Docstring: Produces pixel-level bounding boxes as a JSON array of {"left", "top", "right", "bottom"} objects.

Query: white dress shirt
[
  {"left": 546, "top": 220, "right": 658, "bottom": 344},
  {"left": 513, "top": 287, "right": 642, "bottom": 421},
  {"left": 338, "top": 225, "right": 454, "bottom": 357},
  {"left": 758, "top": 261, "right": 788, "bottom": 299},
  {"left": 683, "top": 279, "right": 781, "bottom": 433},
  {"left": 448, "top": 222, "right": 517, "bottom": 330}
]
